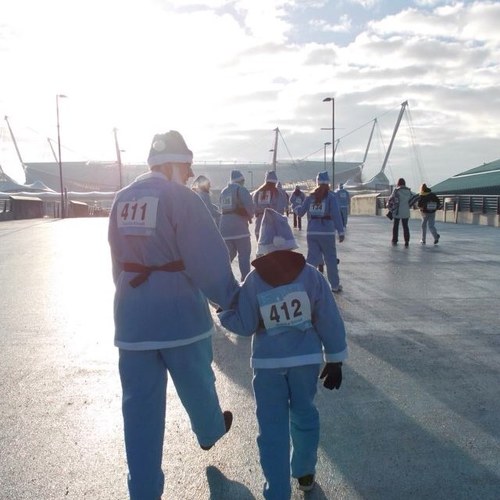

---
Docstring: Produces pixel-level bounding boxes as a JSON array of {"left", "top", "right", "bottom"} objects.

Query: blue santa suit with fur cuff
[
  {"left": 219, "top": 170, "right": 255, "bottom": 280},
  {"left": 295, "top": 171, "right": 345, "bottom": 290},
  {"left": 219, "top": 208, "right": 347, "bottom": 500},
  {"left": 109, "top": 171, "right": 238, "bottom": 347},
  {"left": 108, "top": 131, "right": 239, "bottom": 500},
  {"left": 253, "top": 170, "right": 284, "bottom": 241}
]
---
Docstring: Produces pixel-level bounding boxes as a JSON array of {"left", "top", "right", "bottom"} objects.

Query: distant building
[
  {"left": 23, "top": 160, "right": 363, "bottom": 192},
  {"left": 432, "top": 159, "right": 500, "bottom": 195}
]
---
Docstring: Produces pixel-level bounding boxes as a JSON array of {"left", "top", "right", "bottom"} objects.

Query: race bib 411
[{"left": 117, "top": 196, "right": 159, "bottom": 229}]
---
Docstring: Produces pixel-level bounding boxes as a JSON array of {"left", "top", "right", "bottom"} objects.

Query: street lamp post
[
  {"left": 113, "top": 127, "right": 123, "bottom": 190},
  {"left": 247, "top": 170, "right": 254, "bottom": 190},
  {"left": 56, "top": 94, "right": 67, "bottom": 218},
  {"left": 322, "top": 97, "right": 335, "bottom": 186},
  {"left": 323, "top": 142, "right": 331, "bottom": 170}
]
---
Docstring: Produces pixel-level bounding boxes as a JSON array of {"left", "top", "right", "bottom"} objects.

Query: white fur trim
[
  {"left": 257, "top": 239, "right": 298, "bottom": 255},
  {"left": 148, "top": 152, "right": 193, "bottom": 167}
]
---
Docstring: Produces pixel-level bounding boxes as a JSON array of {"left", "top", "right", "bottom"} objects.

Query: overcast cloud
[{"left": 0, "top": 0, "right": 499, "bottom": 189}]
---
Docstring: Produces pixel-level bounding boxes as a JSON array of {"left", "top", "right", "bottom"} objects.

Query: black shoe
[
  {"left": 434, "top": 234, "right": 440, "bottom": 245},
  {"left": 201, "top": 411, "right": 233, "bottom": 451},
  {"left": 391, "top": 241, "right": 397, "bottom": 246},
  {"left": 298, "top": 474, "right": 315, "bottom": 492},
  {"left": 404, "top": 242, "right": 409, "bottom": 248}
]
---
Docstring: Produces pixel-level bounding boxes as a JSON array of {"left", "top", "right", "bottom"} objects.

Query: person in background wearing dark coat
[
  {"left": 387, "top": 178, "right": 415, "bottom": 248},
  {"left": 290, "top": 185, "right": 306, "bottom": 230},
  {"left": 415, "top": 183, "right": 442, "bottom": 245}
]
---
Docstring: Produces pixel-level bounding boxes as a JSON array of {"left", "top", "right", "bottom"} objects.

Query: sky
[{"left": 1, "top": 0, "right": 499, "bottom": 189}]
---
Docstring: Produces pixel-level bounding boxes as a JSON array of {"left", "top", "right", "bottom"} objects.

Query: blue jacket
[
  {"left": 334, "top": 188, "right": 350, "bottom": 208},
  {"left": 290, "top": 190, "right": 306, "bottom": 209},
  {"left": 196, "top": 189, "right": 221, "bottom": 226},
  {"left": 253, "top": 185, "right": 284, "bottom": 238},
  {"left": 295, "top": 191, "right": 345, "bottom": 236},
  {"left": 108, "top": 171, "right": 239, "bottom": 350},
  {"left": 219, "top": 182, "right": 254, "bottom": 239},
  {"left": 219, "top": 251, "right": 348, "bottom": 369}
]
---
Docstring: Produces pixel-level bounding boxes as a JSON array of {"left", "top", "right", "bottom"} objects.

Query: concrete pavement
[{"left": 0, "top": 215, "right": 499, "bottom": 499}]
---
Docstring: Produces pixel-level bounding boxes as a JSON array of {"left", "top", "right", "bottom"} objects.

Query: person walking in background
[
  {"left": 219, "top": 170, "right": 255, "bottom": 281},
  {"left": 334, "top": 183, "right": 350, "bottom": 228},
  {"left": 415, "top": 183, "right": 442, "bottom": 245},
  {"left": 276, "top": 181, "right": 290, "bottom": 216},
  {"left": 253, "top": 170, "right": 284, "bottom": 241},
  {"left": 192, "top": 174, "right": 221, "bottom": 226},
  {"left": 388, "top": 178, "right": 415, "bottom": 247},
  {"left": 290, "top": 185, "right": 306, "bottom": 230},
  {"left": 108, "top": 130, "right": 238, "bottom": 500},
  {"left": 218, "top": 208, "right": 347, "bottom": 499},
  {"left": 295, "top": 171, "right": 345, "bottom": 293}
]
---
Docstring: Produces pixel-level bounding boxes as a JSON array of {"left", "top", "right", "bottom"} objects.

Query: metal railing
[{"left": 377, "top": 194, "right": 500, "bottom": 215}]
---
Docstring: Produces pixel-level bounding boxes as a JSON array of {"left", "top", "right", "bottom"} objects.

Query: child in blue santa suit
[
  {"left": 295, "top": 171, "right": 345, "bottom": 293},
  {"left": 219, "top": 208, "right": 348, "bottom": 499}
]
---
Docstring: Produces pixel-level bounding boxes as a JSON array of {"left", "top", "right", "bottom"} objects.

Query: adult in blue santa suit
[
  {"left": 219, "top": 170, "right": 255, "bottom": 281},
  {"left": 191, "top": 174, "right": 221, "bottom": 226},
  {"left": 334, "top": 183, "right": 350, "bottom": 227},
  {"left": 219, "top": 208, "right": 347, "bottom": 499},
  {"left": 295, "top": 171, "right": 345, "bottom": 293},
  {"left": 108, "top": 130, "right": 239, "bottom": 500},
  {"left": 252, "top": 170, "right": 287, "bottom": 241}
]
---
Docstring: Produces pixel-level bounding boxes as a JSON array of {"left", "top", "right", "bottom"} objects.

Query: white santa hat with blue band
[
  {"left": 230, "top": 170, "right": 245, "bottom": 182},
  {"left": 147, "top": 131, "right": 193, "bottom": 167},
  {"left": 316, "top": 171, "right": 330, "bottom": 185},
  {"left": 257, "top": 208, "right": 298, "bottom": 256},
  {"left": 265, "top": 170, "right": 278, "bottom": 184}
]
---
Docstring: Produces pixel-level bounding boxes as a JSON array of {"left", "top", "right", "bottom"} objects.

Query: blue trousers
[
  {"left": 225, "top": 236, "right": 251, "bottom": 281},
  {"left": 119, "top": 337, "right": 226, "bottom": 500},
  {"left": 255, "top": 213, "right": 264, "bottom": 241},
  {"left": 253, "top": 365, "right": 320, "bottom": 500},
  {"left": 306, "top": 234, "right": 340, "bottom": 289},
  {"left": 340, "top": 207, "right": 348, "bottom": 227}
]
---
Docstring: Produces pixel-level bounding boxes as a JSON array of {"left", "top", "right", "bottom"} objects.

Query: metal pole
[
  {"left": 113, "top": 127, "right": 123, "bottom": 189},
  {"left": 323, "top": 142, "right": 331, "bottom": 170},
  {"left": 322, "top": 97, "right": 335, "bottom": 186},
  {"left": 271, "top": 127, "right": 279, "bottom": 171},
  {"left": 331, "top": 99, "right": 335, "bottom": 186},
  {"left": 4, "top": 116, "right": 26, "bottom": 174},
  {"left": 47, "top": 138, "right": 59, "bottom": 163},
  {"left": 56, "top": 95, "right": 65, "bottom": 218}
]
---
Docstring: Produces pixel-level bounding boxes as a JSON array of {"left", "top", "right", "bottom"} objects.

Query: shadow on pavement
[
  {"left": 316, "top": 365, "right": 500, "bottom": 499},
  {"left": 207, "top": 465, "right": 256, "bottom": 499}
]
